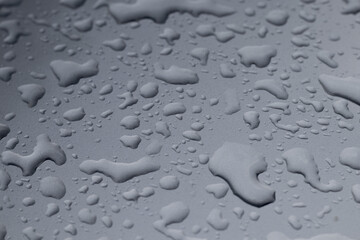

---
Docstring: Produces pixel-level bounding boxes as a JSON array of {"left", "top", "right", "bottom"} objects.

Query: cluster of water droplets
[{"left": 1, "top": 0, "right": 360, "bottom": 239}]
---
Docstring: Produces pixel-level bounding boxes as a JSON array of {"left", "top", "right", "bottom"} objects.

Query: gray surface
[{"left": 0, "top": 0, "right": 360, "bottom": 239}]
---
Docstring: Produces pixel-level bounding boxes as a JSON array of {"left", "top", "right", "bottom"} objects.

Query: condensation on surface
[{"left": 1, "top": 0, "right": 360, "bottom": 239}]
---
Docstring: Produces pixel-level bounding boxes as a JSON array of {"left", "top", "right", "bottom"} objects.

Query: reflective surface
[{"left": 1, "top": 0, "right": 360, "bottom": 239}]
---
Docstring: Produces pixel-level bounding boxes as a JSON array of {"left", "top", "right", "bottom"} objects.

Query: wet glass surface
[{"left": 1, "top": 0, "right": 360, "bottom": 239}]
